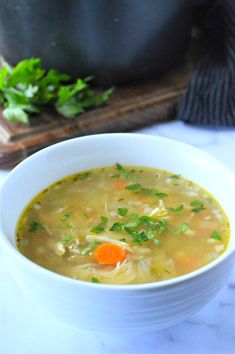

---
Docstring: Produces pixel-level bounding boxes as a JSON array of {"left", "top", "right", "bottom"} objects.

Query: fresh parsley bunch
[{"left": 0, "top": 58, "right": 113, "bottom": 124}]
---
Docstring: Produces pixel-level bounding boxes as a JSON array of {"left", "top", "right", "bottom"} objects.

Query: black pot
[{"left": 0, "top": 0, "right": 192, "bottom": 85}]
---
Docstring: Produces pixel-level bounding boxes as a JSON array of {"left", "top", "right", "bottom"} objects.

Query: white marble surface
[{"left": 0, "top": 121, "right": 235, "bottom": 354}]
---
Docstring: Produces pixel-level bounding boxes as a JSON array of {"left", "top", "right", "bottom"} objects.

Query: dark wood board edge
[{"left": 0, "top": 97, "right": 179, "bottom": 169}]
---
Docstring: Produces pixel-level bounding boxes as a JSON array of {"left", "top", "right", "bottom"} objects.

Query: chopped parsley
[
  {"left": 115, "top": 163, "right": 134, "bottom": 180},
  {"left": 90, "top": 216, "right": 108, "bottom": 234},
  {"left": 109, "top": 213, "right": 167, "bottom": 245},
  {"left": 154, "top": 238, "right": 160, "bottom": 245},
  {"left": 28, "top": 220, "right": 43, "bottom": 232},
  {"left": 77, "top": 172, "right": 92, "bottom": 180},
  {"left": 61, "top": 235, "right": 73, "bottom": 245},
  {"left": 169, "top": 174, "right": 181, "bottom": 179},
  {"left": 126, "top": 183, "right": 142, "bottom": 190},
  {"left": 91, "top": 277, "right": 100, "bottom": 283},
  {"left": 109, "top": 223, "right": 123, "bottom": 232},
  {"left": 60, "top": 211, "right": 73, "bottom": 221},
  {"left": 175, "top": 223, "right": 189, "bottom": 234},
  {"left": 190, "top": 200, "right": 205, "bottom": 213},
  {"left": 126, "top": 183, "right": 168, "bottom": 198},
  {"left": 119, "top": 238, "right": 126, "bottom": 242},
  {"left": 167, "top": 203, "right": 184, "bottom": 213},
  {"left": 91, "top": 208, "right": 188, "bottom": 246},
  {"left": 211, "top": 231, "right": 222, "bottom": 240},
  {"left": 80, "top": 240, "right": 100, "bottom": 255},
  {"left": 167, "top": 223, "right": 189, "bottom": 235},
  {"left": 118, "top": 208, "right": 128, "bottom": 217}
]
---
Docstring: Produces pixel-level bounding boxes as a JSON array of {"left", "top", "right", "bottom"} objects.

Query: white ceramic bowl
[{"left": 0, "top": 133, "right": 234, "bottom": 334}]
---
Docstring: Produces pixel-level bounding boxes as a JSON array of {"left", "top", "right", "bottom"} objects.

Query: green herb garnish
[
  {"left": 175, "top": 223, "right": 189, "bottom": 234},
  {"left": 115, "top": 163, "right": 135, "bottom": 180},
  {"left": 126, "top": 183, "right": 142, "bottom": 190},
  {"left": 119, "top": 238, "right": 126, "bottom": 242},
  {"left": 126, "top": 183, "right": 168, "bottom": 198},
  {"left": 169, "top": 174, "right": 181, "bottom": 179},
  {"left": 91, "top": 277, "right": 100, "bottom": 283},
  {"left": 28, "top": 220, "right": 43, "bottom": 232},
  {"left": 154, "top": 238, "right": 160, "bottom": 245},
  {"left": 60, "top": 211, "right": 73, "bottom": 221},
  {"left": 167, "top": 203, "right": 184, "bottom": 213},
  {"left": 211, "top": 231, "right": 222, "bottom": 240},
  {"left": 190, "top": 200, "right": 205, "bottom": 213},
  {"left": 109, "top": 213, "right": 167, "bottom": 245},
  {"left": 109, "top": 222, "right": 123, "bottom": 232},
  {"left": 167, "top": 223, "right": 189, "bottom": 235},
  {"left": 90, "top": 216, "right": 108, "bottom": 234},
  {"left": 76, "top": 172, "right": 92, "bottom": 180},
  {"left": 118, "top": 208, "right": 128, "bottom": 217},
  {"left": 0, "top": 58, "right": 113, "bottom": 124},
  {"left": 80, "top": 240, "right": 100, "bottom": 255},
  {"left": 61, "top": 235, "right": 73, "bottom": 245}
]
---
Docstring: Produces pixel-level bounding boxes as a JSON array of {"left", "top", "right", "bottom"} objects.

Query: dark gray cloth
[{"left": 178, "top": 0, "right": 235, "bottom": 126}]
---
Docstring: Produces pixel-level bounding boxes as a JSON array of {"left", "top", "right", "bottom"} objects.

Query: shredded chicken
[
  {"left": 149, "top": 199, "right": 168, "bottom": 218},
  {"left": 86, "top": 234, "right": 132, "bottom": 251}
]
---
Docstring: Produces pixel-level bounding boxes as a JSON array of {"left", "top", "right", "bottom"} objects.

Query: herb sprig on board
[{"left": 0, "top": 58, "right": 113, "bottom": 124}]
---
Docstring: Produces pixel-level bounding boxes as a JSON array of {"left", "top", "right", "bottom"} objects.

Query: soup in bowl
[{"left": 0, "top": 133, "right": 234, "bottom": 333}]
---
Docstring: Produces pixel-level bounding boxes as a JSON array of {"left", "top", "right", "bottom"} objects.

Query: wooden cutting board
[{"left": 0, "top": 64, "right": 190, "bottom": 169}]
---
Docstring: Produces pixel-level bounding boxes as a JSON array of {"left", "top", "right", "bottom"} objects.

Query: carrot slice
[
  {"left": 94, "top": 243, "right": 126, "bottom": 265},
  {"left": 114, "top": 179, "right": 126, "bottom": 189}
]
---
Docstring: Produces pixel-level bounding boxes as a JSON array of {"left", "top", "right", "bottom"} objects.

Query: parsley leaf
[
  {"left": 118, "top": 208, "right": 128, "bottom": 217},
  {"left": 0, "top": 58, "right": 113, "bottom": 124},
  {"left": 126, "top": 183, "right": 142, "bottom": 190},
  {"left": 80, "top": 240, "right": 100, "bottom": 255},
  {"left": 61, "top": 235, "right": 73, "bottom": 245},
  {"left": 109, "top": 222, "right": 123, "bottom": 232},
  {"left": 90, "top": 216, "right": 108, "bottom": 234},
  {"left": 91, "top": 277, "right": 100, "bottom": 283},
  {"left": 126, "top": 183, "right": 168, "bottom": 198},
  {"left": 119, "top": 238, "right": 126, "bottom": 242},
  {"left": 168, "top": 223, "right": 188, "bottom": 235},
  {"left": 175, "top": 223, "right": 189, "bottom": 234},
  {"left": 76, "top": 172, "right": 92, "bottom": 180},
  {"left": 60, "top": 211, "right": 73, "bottom": 221},
  {"left": 109, "top": 212, "right": 166, "bottom": 245},
  {"left": 190, "top": 200, "right": 205, "bottom": 213},
  {"left": 115, "top": 163, "right": 135, "bottom": 180},
  {"left": 211, "top": 231, "right": 222, "bottom": 240},
  {"left": 167, "top": 203, "right": 184, "bottom": 213},
  {"left": 28, "top": 220, "right": 43, "bottom": 232}
]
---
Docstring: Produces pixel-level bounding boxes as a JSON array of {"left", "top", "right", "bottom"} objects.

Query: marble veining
[{"left": 0, "top": 121, "right": 235, "bottom": 354}]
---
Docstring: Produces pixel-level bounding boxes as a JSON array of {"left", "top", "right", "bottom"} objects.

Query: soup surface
[{"left": 16, "top": 164, "right": 230, "bottom": 284}]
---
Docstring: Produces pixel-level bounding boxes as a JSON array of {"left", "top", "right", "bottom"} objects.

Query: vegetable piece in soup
[{"left": 16, "top": 164, "right": 230, "bottom": 285}]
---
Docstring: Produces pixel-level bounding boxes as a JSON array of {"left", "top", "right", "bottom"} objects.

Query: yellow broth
[{"left": 16, "top": 164, "right": 230, "bottom": 284}]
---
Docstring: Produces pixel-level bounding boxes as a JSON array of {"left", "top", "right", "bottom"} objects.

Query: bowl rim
[{"left": 0, "top": 132, "right": 235, "bottom": 291}]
